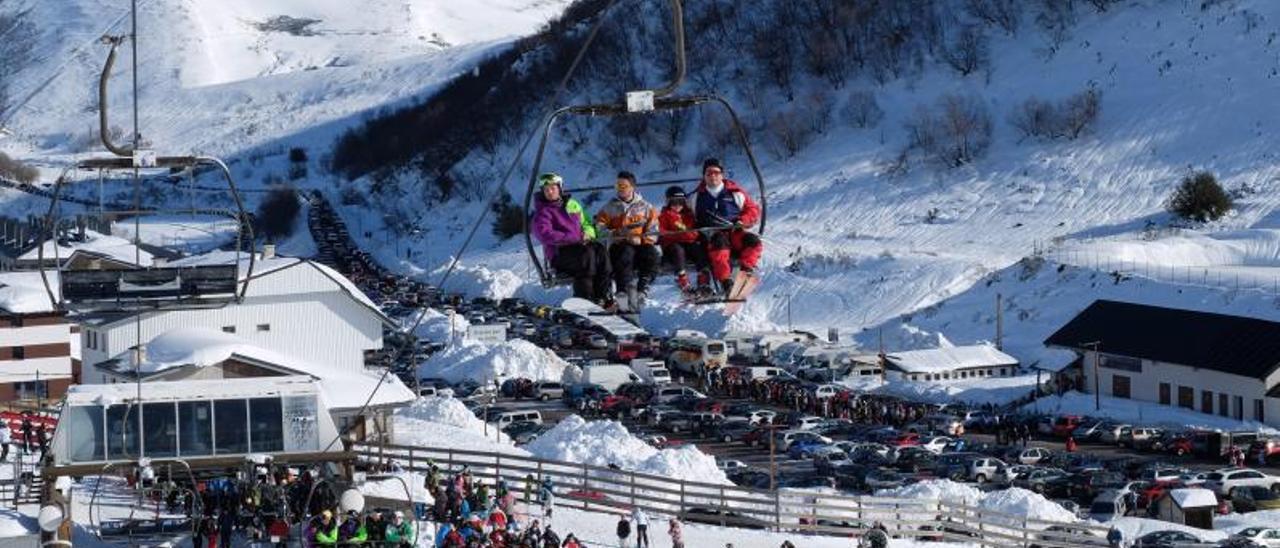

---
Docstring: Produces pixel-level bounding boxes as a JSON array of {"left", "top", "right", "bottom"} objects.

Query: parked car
[
  {"left": 1124, "top": 427, "right": 1163, "bottom": 449},
  {"left": 1011, "top": 447, "right": 1053, "bottom": 465},
  {"left": 713, "top": 421, "right": 757, "bottom": 444},
  {"left": 1204, "top": 468, "right": 1280, "bottom": 496},
  {"left": 1088, "top": 489, "right": 1128, "bottom": 521},
  {"left": 532, "top": 381, "right": 564, "bottom": 401},
  {"left": 1098, "top": 423, "right": 1132, "bottom": 445},
  {"left": 1233, "top": 527, "right": 1280, "bottom": 547},
  {"left": 1051, "top": 415, "right": 1083, "bottom": 438},
  {"left": 678, "top": 507, "right": 770, "bottom": 529},
  {"left": 1231, "top": 485, "right": 1280, "bottom": 513},
  {"left": 919, "top": 436, "right": 952, "bottom": 455},
  {"left": 1133, "top": 530, "right": 1203, "bottom": 547},
  {"left": 968, "top": 457, "right": 1007, "bottom": 484}
]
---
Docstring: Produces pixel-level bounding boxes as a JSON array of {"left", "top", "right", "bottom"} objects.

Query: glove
[{"left": 732, "top": 221, "right": 744, "bottom": 230}]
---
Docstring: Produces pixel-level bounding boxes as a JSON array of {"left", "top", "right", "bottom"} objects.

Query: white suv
[
  {"left": 1203, "top": 468, "right": 1280, "bottom": 496},
  {"left": 968, "top": 457, "right": 1006, "bottom": 483}
]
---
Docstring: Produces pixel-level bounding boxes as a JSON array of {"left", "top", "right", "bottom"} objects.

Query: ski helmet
[{"left": 538, "top": 172, "right": 564, "bottom": 187}]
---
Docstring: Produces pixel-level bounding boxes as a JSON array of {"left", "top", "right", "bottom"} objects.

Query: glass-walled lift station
[{"left": 51, "top": 377, "right": 341, "bottom": 466}]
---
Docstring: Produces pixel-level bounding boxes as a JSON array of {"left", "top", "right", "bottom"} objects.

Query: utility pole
[
  {"left": 1082, "top": 341, "right": 1102, "bottom": 411},
  {"left": 995, "top": 293, "right": 1003, "bottom": 350},
  {"left": 768, "top": 425, "right": 777, "bottom": 491}
]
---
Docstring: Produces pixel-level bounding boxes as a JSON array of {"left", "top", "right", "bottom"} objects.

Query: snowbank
[
  {"left": 841, "top": 374, "right": 1038, "bottom": 406},
  {"left": 358, "top": 471, "right": 434, "bottom": 504},
  {"left": 876, "top": 480, "right": 1077, "bottom": 528},
  {"left": 1025, "top": 391, "right": 1279, "bottom": 434},
  {"left": 401, "top": 308, "right": 469, "bottom": 345},
  {"left": 393, "top": 396, "right": 515, "bottom": 447},
  {"left": 523, "top": 415, "right": 729, "bottom": 484},
  {"left": 416, "top": 339, "right": 568, "bottom": 383},
  {"left": 1106, "top": 516, "right": 1227, "bottom": 544}
]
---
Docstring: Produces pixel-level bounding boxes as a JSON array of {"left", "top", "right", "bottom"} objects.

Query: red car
[
  {"left": 600, "top": 395, "right": 635, "bottom": 413},
  {"left": 1051, "top": 415, "right": 1083, "bottom": 438},
  {"left": 1166, "top": 436, "right": 1194, "bottom": 457},
  {"left": 1136, "top": 480, "right": 1178, "bottom": 508},
  {"left": 891, "top": 433, "right": 921, "bottom": 447},
  {"left": 612, "top": 342, "right": 642, "bottom": 362},
  {"left": 693, "top": 400, "right": 724, "bottom": 414}
]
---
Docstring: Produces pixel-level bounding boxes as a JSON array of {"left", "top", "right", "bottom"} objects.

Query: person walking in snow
[
  {"left": 687, "top": 158, "right": 762, "bottom": 295},
  {"left": 616, "top": 514, "right": 631, "bottom": 546},
  {"left": 631, "top": 506, "right": 649, "bottom": 548},
  {"left": 595, "top": 171, "right": 660, "bottom": 311},
  {"left": 667, "top": 518, "right": 684, "bottom": 548},
  {"left": 530, "top": 172, "right": 611, "bottom": 304},
  {"left": 658, "top": 185, "right": 707, "bottom": 296}
]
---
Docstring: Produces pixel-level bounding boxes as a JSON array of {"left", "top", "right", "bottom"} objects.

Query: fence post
[
  {"left": 679, "top": 481, "right": 686, "bottom": 514},
  {"left": 496, "top": 453, "right": 503, "bottom": 488},
  {"left": 408, "top": 448, "right": 414, "bottom": 472},
  {"left": 630, "top": 471, "right": 636, "bottom": 509},
  {"left": 1023, "top": 517, "right": 1029, "bottom": 546},
  {"left": 581, "top": 462, "right": 589, "bottom": 511}
]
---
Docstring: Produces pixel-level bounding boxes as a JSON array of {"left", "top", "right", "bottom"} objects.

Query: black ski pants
[
  {"left": 610, "top": 243, "right": 660, "bottom": 292},
  {"left": 551, "top": 241, "right": 611, "bottom": 301}
]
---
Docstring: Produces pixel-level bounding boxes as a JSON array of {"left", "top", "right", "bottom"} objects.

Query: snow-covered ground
[
  {"left": 1026, "top": 390, "right": 1280, "bottom": 434},
  {"left": 842, "top": 374, "right": 1040, "bottom": 407},
  {"left": 414, "top": 338, "right": 568, "bottom": 384},
  {"left": 111, "top": 214, "right": 238, "bottom": 255}
]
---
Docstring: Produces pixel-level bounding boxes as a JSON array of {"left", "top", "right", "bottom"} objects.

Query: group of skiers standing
[{"left": 531, "top": 158, "right": 762, "bottom": 311}]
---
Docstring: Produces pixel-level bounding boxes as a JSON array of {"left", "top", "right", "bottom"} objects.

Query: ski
[{"left": 722, "top": 271, "right": 760, "bottom": 316}]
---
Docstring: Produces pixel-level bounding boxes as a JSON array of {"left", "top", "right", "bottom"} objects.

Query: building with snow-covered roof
[
  {"left": 15, "top": 229, "right": 172, "bottom": 270},
  {"left": 93, "top": 327, "right": 413, "bottom": 443},
  {"left": 0, "top": 270, "right": 76, "bottom": 401},
  {"left": 49, "top": 376, "right": 343, "bottom": 467},
  {"left": 883, "top": 344, "right": 1019, "bottom": 382},
  {"left": 1153, "top": 487, "right": 1216, "bottom": 529},
  {"left": 1046, "top": 299, "right": 1280, "bottom": 427},
  {"left": 79, "top": 250, "right": 391, "bottom": 385}
]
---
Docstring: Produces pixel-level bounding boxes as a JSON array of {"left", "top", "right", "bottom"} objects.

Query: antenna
[{"left": 995, "top": 292, "right": 1003, "bottom": 350}]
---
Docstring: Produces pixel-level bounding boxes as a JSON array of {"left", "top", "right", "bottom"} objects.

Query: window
[
  {"left": 178, "top": 401, "right": 213, "bottom": 457},
  {"left": 1220, "top": 393, "right": 1230, "bottom": 417},
  {"left": 14, "top": 382, "right": 45, "bottom": 400},
  {"left": 1178, "top": 386, "right": 1194, "bottom": 409},
  {"left": 1256, "top": 399, "right": 1265, "bottom": 423},
  {"left": 66, "top": 405, "right": 104, "bottom": 462},
  {"left": 12, "top": 347, "right": 24, "bottom": 360},
  {"left": 1111, "top": 375, "right": 1130, "bottom": 399},
  {"left": 1159, "top": 383, "right": 1171, "bottom": 405},
  {"left": 142, "top": 402, "right": 177, "bottom": 457},
  {"left": 256, "top": 324, "right": 270, "bottom": 332},
  {"left": 1000, "top": 368, "right": 1008, "bottom": 376},
  {"left": 213, "top": 399, "right": 248, "bottom": 454},
  {"left": 221, "top": 326, "right": 236, "bottom": 334},
  {"left": 1235, "top": 396, "right": 1245, "bottom": 421},
  {"left": 1099, "top": 354, "right": 1142, "bottom": 372},
  {"left": 249, "top": 398, "right": 283, "bottom": 452},
  {"left": 1202, "top": 390, "right": 1214, "bottom": 415},
  {"left": 105, "top": 405, "right": 139, "bottom": 459}
]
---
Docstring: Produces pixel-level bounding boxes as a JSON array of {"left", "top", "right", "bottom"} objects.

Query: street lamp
[{"left": 1081, "top": 341, "right": 1102, "bottom": 411}]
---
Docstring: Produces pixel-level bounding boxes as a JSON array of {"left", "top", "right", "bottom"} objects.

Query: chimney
[{"left": 262, "top": 244, "right": 276, "bottom": 260}]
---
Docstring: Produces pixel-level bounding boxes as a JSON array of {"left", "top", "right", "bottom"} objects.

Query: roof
[
  {"left": 0, "top": 270, "right": 58, "bottom": 314},
  {"left": 19, "top": 230, "right": 154, "bottom": 266},
  {"left": 1045, "top": 300, "right": 1280, "bottom": 381},
  {"left": 883, "top": 344, "right": 1018, "bottom": 373},
  {"left": 1168, "top": 488, "right": 1217, "bottom": 508},
  {"left": 97, "top": 326, "right": 414, "bottom": 411},
  {"left": 1032, "top": 348, "right": 1080, "bottom": 373},
  {"left": 65, "top": 376, "right": 322, "bottom": 406}
]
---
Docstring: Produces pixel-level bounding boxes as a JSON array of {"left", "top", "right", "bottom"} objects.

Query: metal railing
[{"left": 352, "top": 442, "right": 1125, "bottom": 547}]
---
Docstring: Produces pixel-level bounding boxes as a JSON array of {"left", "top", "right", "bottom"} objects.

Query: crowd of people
[{"left": 530, "top": 158, "right": 762, "bottom": 311}]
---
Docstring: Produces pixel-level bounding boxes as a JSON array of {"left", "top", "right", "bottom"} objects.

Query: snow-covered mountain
[{"left": 6, "top": 0, "right": 1280, "bottom": 372}]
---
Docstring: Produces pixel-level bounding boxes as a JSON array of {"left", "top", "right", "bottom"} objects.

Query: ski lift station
[{"left": 49, "top": 376, "right": 341, "bottom": 468}]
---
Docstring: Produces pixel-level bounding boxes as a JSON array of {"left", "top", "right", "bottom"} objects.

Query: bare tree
[
  {"left": 766, "top": 107, "right": 817, "bottom": 160},
  {"left": 1009, "top": 97, "right": 1057, "bottom": 140},
  {"left": 965, "top": 0, "right": 1020, "bottom": 34},
  {"left": 907, "top": 94, "right": 993, "bottom": 167},
  {"left": 840, "top": 90, "right": 885, "bottom": 129},
  {"left": 940, "top": 26, "right": 990, "bottom": 77},
  {"left": 1059, "top": 88, "right": 1101, "bottom": 139}
]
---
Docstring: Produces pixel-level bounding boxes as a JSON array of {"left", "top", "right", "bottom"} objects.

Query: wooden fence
[{"left": 351, "top": 442, "right": 1157, "bottom": 548}]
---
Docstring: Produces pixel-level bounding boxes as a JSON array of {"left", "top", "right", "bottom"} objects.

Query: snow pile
[
  {"left": 0, "top": 271, "right": 57, "bottom": 314},
  {"left": 430, "top": 263, "right": 524, "bottom": 301},
  {"left": 1106, "top": 517, "right": 1226, "bottom": 544},
  {"left": 1216, "top": 509, "right": 1280, "bottom": 534},
  {"left": 841, "top": 374, "right": 1038, "bottom": 406},
  {"left": 138, "top": 327, "right": 250, "bottom": 372},
  {"left": 392, "top": 396, "right": 519, "bottom": 451},
  {"left": 416, "top": 338, "right": 568, "bottom": 383},
  {"left": 358, "top": 471, "right": 434, "bottom": 504},
  {"left": 876, "top": 480, "right": 1077, "bottom": 529},
  {"left": 402, "top": 308, "right": 470, "bottom": 344},
  {"left": 1025, "top": 391, "right": 1279, "bottom": 434},
  {"left": 523, "top": 415, "right": 729, "bottom": 484}
]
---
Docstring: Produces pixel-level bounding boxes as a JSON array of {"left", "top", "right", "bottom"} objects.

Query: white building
[
  {"left": 79, "top": 251, "right": 389, "bottom": 383},
  {"left": 0, "top": 270, "right": 77, "bottom": 400},
  {"left": 92, "top": 326, "right": 414, "bottom": 441},
  {"left": 883, "top": 344, "right": 1019, "bottom": 381},
  {"left": 1046, "top": 299, "right": 1280, "bottom": 426}
]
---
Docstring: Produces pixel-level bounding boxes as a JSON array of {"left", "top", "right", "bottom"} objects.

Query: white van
[
  {"left": 581, "top": 364, "right": 640, "bottom": 392},
  {"left": 630, "top": 360, "right": 673, "bottom": 384},
  {"left": 747, "top": 366, "right": 787, "bottom": 380},
  {"left": 490, "top": 410, "right": 543, "bottom": 429}
]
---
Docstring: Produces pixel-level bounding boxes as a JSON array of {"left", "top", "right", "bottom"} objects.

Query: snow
[
  {"left": 168, "top": 251, "right": 385, "bottom": 316},
  {"left": 392, "top": 396, "right": 520, "bottom": 452},
  {"left": 1106, "top": 516, "right": 1227, "bottom": 544},
  {"left": 107, "top": 326, "right": 414, "bottom": 410},
  {"left": 1169, "top": 488, "right": 1217, "bottom": 509},
  {"left": 415, "top": 338, "right": 568, "bottom": 384},
  {"left": 1216, "top": 509, "right": 1280, "bottom": 533},
  {"left": 0, "top": 270, "right": 58, "bottom": 314},
  {"left": 884, "top": 344, "right": 1019, "bottom": 374},
  {"left": 64, "top": 376, "right": 323, "bottom": 405},
  {"left": 1032, "top": 348, "right": 1079, "bottom": 373},
  {"left": 20, "top": 230, "right": 153, "bottom": 266},
  {"left": 0, "top": 509, "right": 37, "bottom": 537},
  {"left": 110, "top": 215, "right": 238, "bottom": 255},
  {"left": 401, "top": 307, "right": 469, "bottom": 345},
  {"left": 876, "top": 480, "right": 1078, "bottom": 529},
  {"left": 1024, "top": 391, "right": 1279, "bottom": 434},
  {"left": 523, "top": 415, "right": 729, "bottom": 485},
  {"left": 840, "top": 373, "right": 1039, "bottom": 407}
]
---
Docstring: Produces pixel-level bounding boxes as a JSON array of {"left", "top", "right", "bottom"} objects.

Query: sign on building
[{"left": 467, "top": 324, "right": 508, "bottom": 345}]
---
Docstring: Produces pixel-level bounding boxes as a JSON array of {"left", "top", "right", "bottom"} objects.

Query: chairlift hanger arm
[{"left": 98, "top": 36, "right": 134, "bottom": 157}]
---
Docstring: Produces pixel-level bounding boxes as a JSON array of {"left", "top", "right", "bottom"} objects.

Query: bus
[{"left": 666, "top": 337, "right": 728, "bottom": 375}]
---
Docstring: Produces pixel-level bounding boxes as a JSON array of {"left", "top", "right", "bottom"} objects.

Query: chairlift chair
[
  {"left": 89, "top": 459, "right": 202, "bottom": 547},
  {"left": 521, "top": 0, "right": 767, "bottom": 296},
  {"left": 36, "top": 36, "right": 255, "bottom": 315}
]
